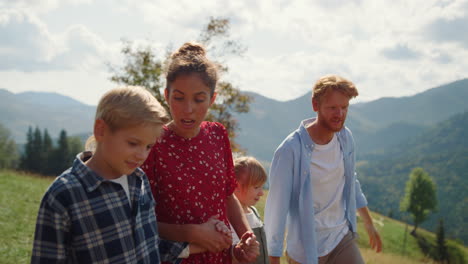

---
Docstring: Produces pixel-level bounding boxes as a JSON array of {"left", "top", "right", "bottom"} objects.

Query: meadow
[{"left": 0, "top": 171, "right": 466, "bottom": 264}]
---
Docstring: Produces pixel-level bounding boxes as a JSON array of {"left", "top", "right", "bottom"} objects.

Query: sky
[{"left": 1, "top": 0, "right": 467, "bottom": 106}]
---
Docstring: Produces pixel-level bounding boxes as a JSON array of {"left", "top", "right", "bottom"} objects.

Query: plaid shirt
[{"left": 31, "top": 152, "right": 187, "bottom": 264}]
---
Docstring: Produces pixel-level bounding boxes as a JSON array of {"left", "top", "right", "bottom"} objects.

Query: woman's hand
[{"left": 189, "top": 215, "right": 231, "bottom": 252}]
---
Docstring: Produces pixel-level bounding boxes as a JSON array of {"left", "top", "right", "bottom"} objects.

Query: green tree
[
  {"left": 51, "top": 129, "right": 70, "bottom": 174},
  {"left": 109, "top": 17, "right": 251, "bottom": 152},
  {"left": 400, "top": 167, "right": 437, "bottom": 234},
  {"left": 42, "top": 129, "right": 53, "bottom": 174},
  {"left": 68, "top": 136, "right": 83, "bottom": 159},
  {"left": 435, "top": 219, "right": 449, "bottom": 263},
  {"left": 0, "top": 123, "right": 18, "bottom": 169},
  {"left": 20, "top": 126, "right": 34, "bottom": 171}
]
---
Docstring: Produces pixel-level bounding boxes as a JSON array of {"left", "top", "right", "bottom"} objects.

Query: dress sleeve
[{"left": 219, "top": 123, "right": 238, "bottom": 196}]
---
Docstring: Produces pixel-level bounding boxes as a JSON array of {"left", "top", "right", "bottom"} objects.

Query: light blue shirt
[{"left": 264, "top": 118, "right": 368, "bottom": 264}]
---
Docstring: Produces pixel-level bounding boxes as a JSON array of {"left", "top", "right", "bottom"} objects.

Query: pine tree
[
  {"left": 51, "top": 129, "right": 70, "bottom": 174},
  {"left": 31, "top": 127, "right": 43, "bottom": 173},
  {"left": 436, "top": 219, "right": 449, "bottom": 263},
  {"left": 20, "top": 126, "right": 34, "bottom": 171},
  {"left": 42, "top": 129, "right": 53, "bottom": 174}
]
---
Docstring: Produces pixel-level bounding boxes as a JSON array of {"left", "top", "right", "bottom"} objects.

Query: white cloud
[
  {"left": 0, "top": 0, "right": 93, "bottom": 14},
  {"left": 0, "top": 0, "right": 467, "bottom": 105},
  {"left": 0, "top": 8, "right": 116, "bottom": 71}
]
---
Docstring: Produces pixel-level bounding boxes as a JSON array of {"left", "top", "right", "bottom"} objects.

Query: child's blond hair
[
  {"left": 86, "top": 86, "right": 169, "bottom": 150},
  {"left": 234, "top": 156, "right": 267, "bottom": 189}
]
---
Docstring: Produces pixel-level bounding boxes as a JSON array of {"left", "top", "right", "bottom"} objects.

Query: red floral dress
[{"left": 142, "top": 122, "right": 237, "bottom": 264}]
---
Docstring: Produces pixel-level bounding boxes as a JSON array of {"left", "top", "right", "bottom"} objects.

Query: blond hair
[
  {"left": 312, "top": 74, "right": 358, "bottom": 103},
  {"left": 234, "top": 156, "right": 267, "bottom": 188},
  {"left": 85, "top": 86, "right": 169, "bottom": 150}
]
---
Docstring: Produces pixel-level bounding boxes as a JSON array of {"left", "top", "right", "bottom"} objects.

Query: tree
[
  {"left": 68, "top": 136, "right": 83, "bottom": 159},
  {"left": 0, "top": 123, "right": 18, "bottom": 169},
  {"left": 51, "top": 129, "right": 71, "bottom": 174},
  {"left": 20, "top": 126, "right": 34, "bottom": 171},
  {"left": 400, "top": 167, "right": 437, "bottom": 234},
  {"left": 109, "top": 17, "right": 251, "bottom": 152},
  {"left": 42, "top": 129, "right": 53, "bottom": 174},
  {"left": 435, "top": 219, "right": 449, "bottom": 263}
]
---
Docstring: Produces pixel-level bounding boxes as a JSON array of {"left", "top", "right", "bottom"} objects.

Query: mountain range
[
  {"left": 235, "top": 78, "right": 468, "bottom": 162},
  {"left": 1, "top": 78, "right": 467, "bottom": 243}
]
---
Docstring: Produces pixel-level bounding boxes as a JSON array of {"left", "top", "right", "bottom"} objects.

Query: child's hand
[
  {"left": 232, "top": 231, "right": 259, "bottom": 263},
  {"left": 193, "top": 215, "right": 231, "bottom": 252},
  {"left": 214, "top": 220, "right": 232, "bottom": 245}
]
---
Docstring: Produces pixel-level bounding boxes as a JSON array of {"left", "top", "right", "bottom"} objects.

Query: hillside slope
[
  {"left": 1, "top": 171, "right": 466, "bottom": 263},
  {"left": 357, "top": 111, "right": 468, "bottom": 245}
]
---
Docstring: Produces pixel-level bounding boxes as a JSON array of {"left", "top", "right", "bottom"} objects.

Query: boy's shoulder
[{"left": 45, "top": 168, "right": 84, "bottom": 200}]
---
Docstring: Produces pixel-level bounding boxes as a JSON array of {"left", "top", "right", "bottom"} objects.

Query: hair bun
[{"left": 175, "top": 42, "right": 206, "bottom": 57}]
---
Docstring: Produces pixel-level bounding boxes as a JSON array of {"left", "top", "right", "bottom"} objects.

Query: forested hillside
[{"left": 357, "top": 111, "right": 468, "bottom": 244}]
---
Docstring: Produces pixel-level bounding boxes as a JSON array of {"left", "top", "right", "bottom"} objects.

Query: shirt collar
[
  {"left": 298, "top": 117, "right": 345, "bottom": 150},
  {"left": 71, "top": 151, "right": 144, "bottom": 193}
]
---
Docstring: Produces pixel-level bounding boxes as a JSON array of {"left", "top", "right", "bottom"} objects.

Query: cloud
[
  {"left": 381, "top": 43, "right": 421, "bottom": 60},
  {"left": 1, "top": 0, "right": 467, "bottom": 106},
  {"left": 1, "top": 0, "right": 92, "bottom": 14},
  {"left": 0, "top": 9, "right": 113, "bottom": 71},
  {"left": 0, "top": 9, "right": 59, "bottom": 71},
  {"left": 425, "top": 16, "right": 468, "bottom": 47}
]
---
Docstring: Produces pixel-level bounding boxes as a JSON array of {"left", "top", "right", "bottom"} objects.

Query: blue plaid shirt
[{"left": 31, "top": 152, "right": 187, "bottom": 264}]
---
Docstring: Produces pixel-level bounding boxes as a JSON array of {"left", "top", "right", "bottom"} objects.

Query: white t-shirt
[
  {"left": 110, "top": 175, "right": 191, "bottom": 258},
  {"left": 110, "top": 175, "right": 131, "bottom": 207},
  {"left": 310, "top": 133, "right": 349, "bottom": 256}
]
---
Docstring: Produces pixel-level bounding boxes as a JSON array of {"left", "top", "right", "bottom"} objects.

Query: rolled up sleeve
[{"left": 354, "top": 175, "right": 368, "bottom": 209}]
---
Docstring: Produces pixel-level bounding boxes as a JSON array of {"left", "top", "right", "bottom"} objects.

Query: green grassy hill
[
  {"left": 1, "top": 171, "right": 466, "bottom": 264},
  {"left": 255, "top": 191, "right": 467, "bottom": 264}
]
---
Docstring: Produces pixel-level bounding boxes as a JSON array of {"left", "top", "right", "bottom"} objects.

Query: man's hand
[
  {"left": 364, "top": 222, "right": 382, "bottom": 253},
  {"left": 358, "top": 206, "right": 383, "bottom": 253},
  {"left": 233, "top": 232, "right": 260, "bottom": 263}
]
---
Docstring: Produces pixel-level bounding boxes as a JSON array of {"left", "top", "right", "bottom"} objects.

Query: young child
[
  {"left": 232, "top": 156, "right": 270, "bottom": 264},
  {"left": 31, "top": 86, "right": 187, "bottom": 263},
  {"left": 142, "top": 42, "right": 259, "bottom": 264}
]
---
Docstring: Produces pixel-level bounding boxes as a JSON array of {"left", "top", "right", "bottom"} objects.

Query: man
[{"left": 264, "top": 75, "right": 382, "bottom": 264}]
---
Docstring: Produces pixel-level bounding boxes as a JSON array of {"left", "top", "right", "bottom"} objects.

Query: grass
[
  {"left": 1, "top": 171, "right": 466, "bottom": 264},
  {"left": 0, "top": 170, "right": 53, "bottom": 264},
  {"left": 256, "top": 189, "right": 466, "bottom": 264}
]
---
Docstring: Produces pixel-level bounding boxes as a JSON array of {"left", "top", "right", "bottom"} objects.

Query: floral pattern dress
[{"left": 142, "top": 121, "right": 237, "bottom": 264}]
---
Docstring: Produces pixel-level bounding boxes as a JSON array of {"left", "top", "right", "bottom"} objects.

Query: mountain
[
  {"left": 0, "top": 89, "right": 95, "bottom": 143},
  {"left": 357, "top": 111, "right": 468, "bottom": 244},
  {"left": 1, "top": 79, "right": 468, "bottom": 244},
  {"left": 235, "top": 79, "right": 468, "bottom": 162}
]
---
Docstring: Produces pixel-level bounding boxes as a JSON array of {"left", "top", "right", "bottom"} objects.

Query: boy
[{"left": 31, "top": 86, "right": 187, "bottom": 263}]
